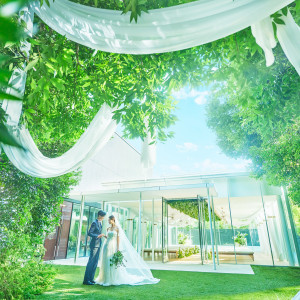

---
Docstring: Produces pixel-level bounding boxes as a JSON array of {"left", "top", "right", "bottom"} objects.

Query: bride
[{"left": 95, "top": 215, "right": 160, "bottom": 286}]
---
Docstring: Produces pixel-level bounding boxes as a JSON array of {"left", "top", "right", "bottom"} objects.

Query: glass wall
[
  {"left": 67, "top": 202, "right": 102, "bottom": 258},
  {"left": 64, "top": 176, "right": 299, "bottom": 266},
  {"left": 158, "top": 178, "right": 299, "bottom": 267},
  {"left": 67, "top": 203, "right": 80, "bottom": 258},
  {"left": 209, "top": 177, "right": 299, "bottom": 266}
]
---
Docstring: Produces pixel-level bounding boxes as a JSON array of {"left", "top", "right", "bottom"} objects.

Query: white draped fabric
[
  {"left": 31, "top": 0, "right": 293, "bottom": 55},
  {"left": 252, "top": 11, "right": 300, "bottom": 75},
  {"left": 2, "top": 104, "right": 117, "bottom": 178},
  {"left": 277, "top": 11, "right": 300, "bottom": 75},
  {"left": 251, "top": 18, "right": 277, "bottom": 67}
]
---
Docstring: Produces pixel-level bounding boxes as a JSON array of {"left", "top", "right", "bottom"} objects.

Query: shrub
[
  {"left": 0, "top": 231, "right": 56, "bottom": 299},
  {"left": 178, "top": 246, "right": 200, "bottom": 258},
  {"left": 177, "top": 232, "right": 189, "bottom": 245},
  {"left": 234, "top": 231, "right": 248, "bottom": 246}
]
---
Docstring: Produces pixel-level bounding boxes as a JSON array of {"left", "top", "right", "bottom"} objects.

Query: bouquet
[{"left": 110, "top": 250, "right": 126, "bottom": 268}]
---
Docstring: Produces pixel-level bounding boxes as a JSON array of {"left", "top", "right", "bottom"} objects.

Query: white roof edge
[
  {"left": 102, "top": 171, "right": 251, "bottom": 185},
  {"left": 69, "top": 171, "right": 251, "bottom": 196}
]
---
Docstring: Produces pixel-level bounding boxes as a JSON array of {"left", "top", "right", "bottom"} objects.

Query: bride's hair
[{"left": 109, "top": 215, "right": 115, "bottom": 224}]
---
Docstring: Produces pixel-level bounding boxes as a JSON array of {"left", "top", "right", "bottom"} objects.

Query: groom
[{"left": 83, "top": 210, "right": 107, "bottom": 285}]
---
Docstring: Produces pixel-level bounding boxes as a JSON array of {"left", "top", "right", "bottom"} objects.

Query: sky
[{"left": 118, "top": 86, "right": 251, "bottom": 178}]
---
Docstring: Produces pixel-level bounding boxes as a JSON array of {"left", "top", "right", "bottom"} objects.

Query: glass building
[{"left": 45, "top": 172, "right": 300, "bottom": 269}]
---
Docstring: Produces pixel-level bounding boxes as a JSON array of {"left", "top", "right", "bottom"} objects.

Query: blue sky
[{"left": 119, "top": 86, "right": 251, "bottom": 177}]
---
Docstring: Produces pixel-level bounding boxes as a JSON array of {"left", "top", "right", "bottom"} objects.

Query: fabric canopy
[
  {"left": 31, "top": 0, "right": 293, "bottom": 55},
  {"left": 2, "top": 104, "right": 117, "bottom": 178}
]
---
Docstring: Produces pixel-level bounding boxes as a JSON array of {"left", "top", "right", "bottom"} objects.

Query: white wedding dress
[{"left": 96, "top": 223, "right": 159, "bottom": 286}]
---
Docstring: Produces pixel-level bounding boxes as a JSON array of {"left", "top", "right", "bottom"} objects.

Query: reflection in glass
[{"left": 67, "top": 204, "right": 80, "bottom": 258}]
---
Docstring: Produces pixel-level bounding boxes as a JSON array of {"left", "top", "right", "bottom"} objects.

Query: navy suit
[{"left": 83, "top": 219, "right": 102, "bottom": 283}]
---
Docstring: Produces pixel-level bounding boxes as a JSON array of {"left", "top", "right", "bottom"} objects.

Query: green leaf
[
  {"left": 51, "top": 78, "right": 65, "bottom": 91},
  {"left": 26, "top": 108, "right": 36, "bottom": 114},
  {"left": 82, "top": 82, "right": 91, "bottom": 88},
  {"left": 281, "top": 7, "right": 288, "bottom": 16},
  {"left": 0, "top": 91, "right": 21, "bottom": 101},
  {"left": 274, "top": 18, "right": 285, "bottom": 25},
  {"left": 0, "top": 123, "right": 24, "bottom": 149},
  {"left": 272, "top": 22, "right": 278, "bottom": 37},
  {"left": 24, "top": 58, "right": 39, "bottom": 72}
]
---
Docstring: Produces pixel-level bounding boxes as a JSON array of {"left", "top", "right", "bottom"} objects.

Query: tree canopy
[{"left": 202, "top": 9, "right": 299, "bottom": 206}]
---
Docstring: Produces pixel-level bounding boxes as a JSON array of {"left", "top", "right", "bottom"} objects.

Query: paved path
[{"left": 47, "top": 257, "right": 254, "bottom": 275}]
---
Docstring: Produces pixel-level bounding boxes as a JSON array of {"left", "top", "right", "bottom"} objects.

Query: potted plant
[{"left": 234, "top": 231, "right": 248, "bottom": 247}]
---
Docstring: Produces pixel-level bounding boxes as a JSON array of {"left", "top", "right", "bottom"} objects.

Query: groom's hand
[{"left": 97, "top": 234, "right": 105, "bottom": 238}]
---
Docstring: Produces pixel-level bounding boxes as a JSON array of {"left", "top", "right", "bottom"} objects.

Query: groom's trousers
[{"left": 83, "top": 246, "right": 101, "bottom": 283}]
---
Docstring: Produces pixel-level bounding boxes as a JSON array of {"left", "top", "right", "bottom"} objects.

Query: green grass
[{"left": 37, "top": 265, "right": 300, "bottom": 300}]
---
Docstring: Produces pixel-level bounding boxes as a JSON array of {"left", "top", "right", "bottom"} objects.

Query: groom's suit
[{"left": 83, "top": 219, "right": 103, "bottom": 284}]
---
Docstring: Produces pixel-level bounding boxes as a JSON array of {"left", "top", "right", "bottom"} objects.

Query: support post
[
  {"left": 138, "top": 192, "right": 142, "bottom": 256},
  {"left": 152, "top": 198, "right": 155, "bottom": 261},
  {"left": 206, "top": 185, "right": 216, "bottom": 270},
  {"left": 260, "top": 183, "right": 275, "bottom": 266},
  {"left": 197, "top": 195, "right": 204, "bottom": 264},
  {"left": 227, "top": 180, "right": 237, "bottom": 264},
  {"left": 74, "top": 195, "right": 85, "bottom": 263},
  {"left": 211, "top": 196, "right": 219, "bottom": 265},
  {"left": 202, "top": 198, "right": 208, "bottom": 261}
]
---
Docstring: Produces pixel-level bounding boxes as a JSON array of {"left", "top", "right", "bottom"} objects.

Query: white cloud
[
  {"left": 194, "top": 91, "right": 209, "bottom": 105},
  {"left": 172, "top": 88, "right": 189, "bottom": 99},
  {"left": 170, "top": 164, "right": 181, "bottom": 171},
  {"left": 172, "top": 88, "right": 209, "bottom": 105},
  {"left": 176, "top": 142, "right": 198, "bottom": 152}
]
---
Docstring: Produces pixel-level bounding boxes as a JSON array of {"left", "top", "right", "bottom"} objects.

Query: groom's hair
[{"left": 98, "top": 210, "right": 106, "bottom": 217}]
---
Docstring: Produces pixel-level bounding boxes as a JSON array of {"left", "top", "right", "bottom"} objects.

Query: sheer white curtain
[
  {"left": 277, "top": 11, "right": 300, "bottom": 75},
  {"left": 252, "top": 11, "right": 300, "bottom": 75},
  {"left": 2, "top": 104, "right": 117, "bottom": 178},
  {"left": 31, "top": 0, "right": 292, "bottom": 54}
]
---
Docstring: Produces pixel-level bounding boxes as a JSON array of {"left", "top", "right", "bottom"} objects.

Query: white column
[
  {"left": 152, "top": 198, "right": 155, "bottom": 261},
  {"left": 74, "top": 195, "right": 85, "bottom": 263},
  {"left": 206, "top": 186, "right": 216, "bottom": 270},
  {"left": 138, "top": 192, "right": 142, "bottom": 256}
]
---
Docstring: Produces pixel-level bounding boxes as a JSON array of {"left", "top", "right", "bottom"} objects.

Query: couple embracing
[{"left": 83, "top": 210, "right": 159, "bottom": 286}]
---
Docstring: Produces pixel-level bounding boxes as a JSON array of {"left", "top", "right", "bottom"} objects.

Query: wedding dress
[{"left": 95, "top": 220, "right": 159, "bottom": 286}]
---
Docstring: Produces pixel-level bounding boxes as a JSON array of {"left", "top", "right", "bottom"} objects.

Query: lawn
[{"left": 38, "top": 265, "right": 300, "bottom": 300}]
